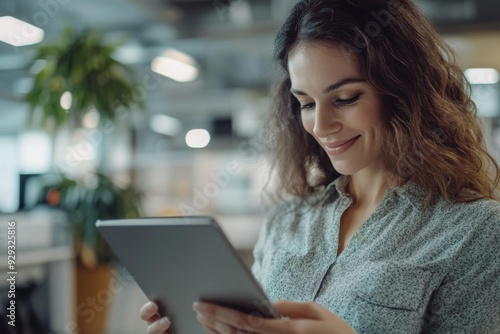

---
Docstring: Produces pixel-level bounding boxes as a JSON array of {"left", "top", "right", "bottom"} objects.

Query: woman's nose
[{"left": 313, "top": 105, "right": 341, "bottom": 138}]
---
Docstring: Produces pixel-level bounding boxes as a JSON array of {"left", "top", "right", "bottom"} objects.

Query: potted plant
[
  {"left": 25, "top": 26, "right": 141, "bottom": 131},
  {"left": 41, "top": 172, "right": 142, "bottom": 333},
  {"left": 25, "top": 26, "right": 144, "bottom": 334},
  {"left": 47, "top": 173, "right": 141, "bottom": 268},
  {"left": 25, "top": 25, "right": 143, "bottom": 263}
]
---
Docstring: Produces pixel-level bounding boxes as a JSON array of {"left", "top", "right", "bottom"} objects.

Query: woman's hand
[
  {"left": 139, "top": 301, "right": 173, "bottom": 334},
  {"left": 193, "top": 300, "right": 357, "bottom": 334}
]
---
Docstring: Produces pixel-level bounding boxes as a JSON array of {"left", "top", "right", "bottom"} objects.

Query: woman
[{"left": 141, "top": 0, "right": 500, "bottom": 333}]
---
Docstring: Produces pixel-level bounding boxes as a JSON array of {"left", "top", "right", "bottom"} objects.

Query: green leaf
[{"left": 24, "top": 25, "right": 143, "bottom": 131}]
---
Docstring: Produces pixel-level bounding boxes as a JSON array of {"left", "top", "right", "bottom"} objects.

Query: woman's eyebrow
[{"left": 290, "top": 77, "right": 365, "bottom": 96}]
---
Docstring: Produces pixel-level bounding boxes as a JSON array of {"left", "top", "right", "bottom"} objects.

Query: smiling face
[{"left": 288, "top": 42, "right": 388, "bottom": 176}]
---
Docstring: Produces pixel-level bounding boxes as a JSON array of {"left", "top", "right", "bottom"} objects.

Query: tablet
[{"left": 96, "top": 216, "right": 279, "bottom": 334}]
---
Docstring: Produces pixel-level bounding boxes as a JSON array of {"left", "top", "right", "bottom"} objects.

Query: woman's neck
[{"left": 346, "top": 170, "right": 392, "bottom": 208}]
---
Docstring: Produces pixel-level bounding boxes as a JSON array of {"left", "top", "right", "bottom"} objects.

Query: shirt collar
[
  {"left": 324, "top": 175, "right": 428, "bottom": 209},
  {"left": 395, "top": 179, "right": 429, "bottom": 207},
  {"left": 324, "top": 174, "right": 350, "bottom": 197}
]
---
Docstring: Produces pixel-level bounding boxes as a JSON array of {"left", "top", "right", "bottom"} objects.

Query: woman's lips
[{"left": 325, "top": 135, "right": 361, "bottom": 156}]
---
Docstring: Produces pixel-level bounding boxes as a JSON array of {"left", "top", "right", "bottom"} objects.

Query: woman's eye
[
  {"left": 336, "top": 93, "right": 362, "bottom": 106},
  {"left": 300, "top": 103, "right": 315, "bottom": 111}
]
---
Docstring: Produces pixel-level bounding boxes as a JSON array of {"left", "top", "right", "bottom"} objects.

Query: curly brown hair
[{"left": 266, "top": 0, "right": 500, "bottom": 208}]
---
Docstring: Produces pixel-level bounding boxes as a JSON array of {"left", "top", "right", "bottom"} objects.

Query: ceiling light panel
[{"left": 0, "top": 16, "right": 44, "bottom": 47}]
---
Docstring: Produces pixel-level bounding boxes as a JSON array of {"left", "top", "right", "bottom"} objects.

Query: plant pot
[{"left": 75, "top": 263, "right": 114, "bottom": 334}]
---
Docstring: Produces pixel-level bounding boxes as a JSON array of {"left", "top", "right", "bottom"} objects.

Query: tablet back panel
[{"left": 96, "top": 216, "right": 276, "bottom": 334}]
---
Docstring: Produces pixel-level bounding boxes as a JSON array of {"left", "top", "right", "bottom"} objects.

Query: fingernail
[
  {"left": 159, "top": 317, "right": 171, "bottom": 328},
  {"left": 146, "top": 303, "right": 156, "bottom": 313},
  {"left": 192, "top": 302, "right": 201, "bottom": 311}
]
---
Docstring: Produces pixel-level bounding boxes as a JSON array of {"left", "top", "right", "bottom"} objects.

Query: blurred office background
[{"left": 0, "top": 0, "right": 499, "bottom": 333}]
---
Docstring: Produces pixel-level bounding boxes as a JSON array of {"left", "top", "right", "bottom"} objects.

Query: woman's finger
[
  {"left": 272, "top": 301, "right": 325, "bottom": 320},
  {"left": 146, "top": 316, "right": 171, "bottom": 334},
  {"left": 194, "top": 302, "right": 321, "bottom": 334},
  {"left": 202, "top": 326, "right": 219, "bottom": 334},
  {"left": 273, "top": 301, "right": 357, "bottom": 334},
  {"left": 196, "top": 309, "right": 234, "bottom": 333},
  {"left": 196, "top": 312, "right": 226, "bottom": 334},
  {"left": 140, "top": 301, "right": 159, "bottom": 322},
  {"left": 194, "top": 302, "right": 255, "bottom": 333}
]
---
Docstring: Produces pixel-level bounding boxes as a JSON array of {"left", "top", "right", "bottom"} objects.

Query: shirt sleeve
[
  {"left": 426, "top": 209, "right": 500, "bottom": 333},
  {"left": 250, "top": 203, "right": 284, "bottom": 284},
  {"left": 250, "top": 214, "right": 272, "bottom": 283}
]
